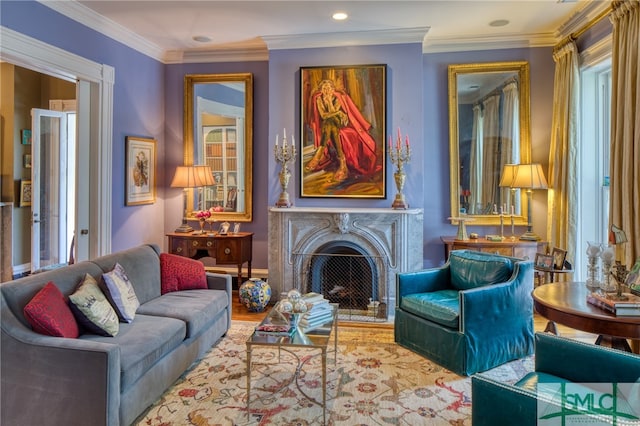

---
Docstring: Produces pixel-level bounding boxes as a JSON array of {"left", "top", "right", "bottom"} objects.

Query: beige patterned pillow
[
  {"left": 101, "top": 263, "right": 140, "bottom": 323},
  {"left": 69, "top": 274, "right": 119, "bottom": 336}
]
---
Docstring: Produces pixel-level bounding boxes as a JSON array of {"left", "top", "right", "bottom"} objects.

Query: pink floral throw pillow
[
  {"left": 160, "top": 253, "right": 207, "bottom": 294},
  {"left": 23, "top": 281, "right": 79, "bottom": 338}
]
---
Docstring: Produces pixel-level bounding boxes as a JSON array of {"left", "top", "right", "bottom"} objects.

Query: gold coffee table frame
[{"left": 246, "top": 303, "right": 338, "bottom": 424}]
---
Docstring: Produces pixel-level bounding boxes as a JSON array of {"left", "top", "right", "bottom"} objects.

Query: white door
[{"left": 31, "top": 108, "right": 74, "bottom": 272}]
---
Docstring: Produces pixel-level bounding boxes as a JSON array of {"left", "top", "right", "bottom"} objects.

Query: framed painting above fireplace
[{"left": 300, "top": 64, "right": 386, "bottom": 199}]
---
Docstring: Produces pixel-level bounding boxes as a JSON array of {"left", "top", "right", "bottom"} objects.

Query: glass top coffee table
[{"left": 246, "top": 303, "right": 338, "bottom": 424}]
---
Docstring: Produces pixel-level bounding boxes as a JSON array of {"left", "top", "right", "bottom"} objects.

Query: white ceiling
[{"left": 44, "top": 0, "right": 610, "bottom": 63}]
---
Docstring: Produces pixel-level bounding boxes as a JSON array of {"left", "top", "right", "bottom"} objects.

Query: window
[{"left": 576, "top": 58, "right": 611, "bottom": 281}]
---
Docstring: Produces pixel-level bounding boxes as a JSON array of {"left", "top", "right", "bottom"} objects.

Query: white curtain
[
  {"left": 481, "top": 94, "right": 501, "bottom": 212},
  {"left": 610, "top": 0, "right": 639, "bottom": 268},
  {"left": 469, "top": 104, "right": 483, "bottom": 214},
  {"left": 547, "top": 40, "right": 579, "bottom": 264},
  {"left": 501, "top": 81, "right": 521, "bottom": 213}
]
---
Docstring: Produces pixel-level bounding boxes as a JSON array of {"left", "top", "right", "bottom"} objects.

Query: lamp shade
[
  {"left": 499, "top": 164, "right": 518, "bottom": 187},
  {"left": 511, "top": 163, "right": 548, "bottom": 190},
  {"left": 170, "top": 165, "right": 214, "bottom": 188}
]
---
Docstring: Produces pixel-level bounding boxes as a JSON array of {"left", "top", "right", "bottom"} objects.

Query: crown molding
[
  {"left": 38, "top": 0, "right": 166, "bottom": 61},
  {"left": 555, "top": 0, "right": 612, "bottom": 39},
  {"left": 423, "top": 32, "right": 558, "bottom": 54},
  {"left": 164, "top": 44, "right": 269, "bottom": 64},
  {"left": 263, "top": 27, "right": 430, "bottom": 50},
  {"left": 0, "top": 25, "right": 103, "bottom": 82}
]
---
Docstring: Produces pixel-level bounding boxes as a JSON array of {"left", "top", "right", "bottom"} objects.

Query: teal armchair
[
  {"left": 394, "top": 250, "right": 534, "bottom": 376},
  {"left": 472, "top": 332, "right": 640, "bottom": 425}
]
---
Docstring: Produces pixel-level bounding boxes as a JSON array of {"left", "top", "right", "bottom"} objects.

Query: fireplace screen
[{"left": 293, "top": 242, "right": 388, "bottom": 322}]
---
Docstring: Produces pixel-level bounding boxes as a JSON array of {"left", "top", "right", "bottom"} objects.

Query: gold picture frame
[
  {"left": 19, "top": 180, "right": 32, "bottom": 207},
  {"left": 535, "top": 253, "right": 553, "bottom": 269},
  {"left": 551, "top": 247, "right": 567, "bottom": 270},
  {"left": 300, "top": 64, "right": 386, "bottom": 199},
  {"left": 125, "top": 136, "right": 156, "bottom": 206}
]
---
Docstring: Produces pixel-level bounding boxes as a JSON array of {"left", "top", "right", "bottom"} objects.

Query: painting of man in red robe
[{"left": 301, "top": 65, "right": 386, "bottom": 198}]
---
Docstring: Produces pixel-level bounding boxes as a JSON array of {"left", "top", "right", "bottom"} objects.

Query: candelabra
[
  {"left": 389, "top": 130, "right": 411, "bottom": 209},
  {"left": 274, "top": 130, "right": 297, "bottom": 208}
]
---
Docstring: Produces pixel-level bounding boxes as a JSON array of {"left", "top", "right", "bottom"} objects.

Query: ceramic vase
[{"left": 239, "top": 278, "right": 271, "bottom": 312}]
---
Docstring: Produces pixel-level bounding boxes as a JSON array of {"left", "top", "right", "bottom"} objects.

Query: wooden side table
[
  {"left": 166, "top": 232, "right": 253, "bottom": 284},
  {"left": 532, "top": 281, "right": 640, "bottom": 353},
  {"left": 441, "top": 236, "right": 546, "bottom": 261}
]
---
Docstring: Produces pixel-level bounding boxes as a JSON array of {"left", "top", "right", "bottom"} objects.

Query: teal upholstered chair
[
  {"left": 472, "top": 332, "right": 640, "bottom": 425},
  {"left": 395, "top": 250, "right": 534, "bottom": 376}
]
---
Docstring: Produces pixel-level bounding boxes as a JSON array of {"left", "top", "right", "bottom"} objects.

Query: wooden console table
[
  {"left": 441, "top": 236, "right": 546, "bottom": 261},
  {"left": 166, "top": 232, "right": 253, "bottom": 284}
]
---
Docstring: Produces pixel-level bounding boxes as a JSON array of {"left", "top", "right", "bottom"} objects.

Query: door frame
[{"left": 1, "top": 26, "right": 113, "bottom": 260}]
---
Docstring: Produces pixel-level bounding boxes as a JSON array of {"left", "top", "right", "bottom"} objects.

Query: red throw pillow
[
  {"left": 160, "top": 253, "right": 207, "bottom": 294},
  {"left": 23, "top": 282, "right": 79, "bottom": 338}
]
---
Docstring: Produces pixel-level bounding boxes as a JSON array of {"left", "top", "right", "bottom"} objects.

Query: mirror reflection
[
  {"left": 184, "top": 73, "right": 253, "bottom": 222},
  {"left": 448, "top": 61, "right": 530, "bottom": 225}
]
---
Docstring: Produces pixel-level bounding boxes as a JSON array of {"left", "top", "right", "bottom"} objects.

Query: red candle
[{"left": 405, "top": 135, "right": 409, "bottom": 147}]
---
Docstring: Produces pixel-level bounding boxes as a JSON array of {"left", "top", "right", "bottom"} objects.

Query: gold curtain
[
  {"left": 610, "top": 0, "right": 640, "bottom": 268},
  {"left": 547, "top": 40, "right": 579, "bottom": 262}
]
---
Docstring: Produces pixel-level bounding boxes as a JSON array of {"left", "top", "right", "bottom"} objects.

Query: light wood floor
[{"left": 231, "top": 291, "right": 600, "bottom": 340}]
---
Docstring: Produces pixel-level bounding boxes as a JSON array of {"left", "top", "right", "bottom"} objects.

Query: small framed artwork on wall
[
  {"left": 20, "top": 180, "right": 32, "bottom": 207},
  {"left": 21, "top": 129, "right": 32, "bottom": 145},
  {"left": 125, "top": 136, "right": 156, "bottom": 206}
]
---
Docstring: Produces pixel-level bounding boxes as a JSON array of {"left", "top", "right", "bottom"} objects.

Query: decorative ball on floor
[{"left": 238, "top": 278, "right": 271, "bottom": 312}]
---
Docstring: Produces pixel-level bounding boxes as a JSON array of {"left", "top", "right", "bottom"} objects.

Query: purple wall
[
  {"left": 423, "top": 47, "right": 555, "bottom": 266},
  {"left": 164, "top": 62, "right": 270, "bottom": 266},
  {"left": 267, "top": 44, "right": 425, "bottom": 214},
  {"left": 2, "top": 0, "right": 166, "bottom": 252},
  {"left": 3, "top": 0, "right": 557, "bottom": 269}
]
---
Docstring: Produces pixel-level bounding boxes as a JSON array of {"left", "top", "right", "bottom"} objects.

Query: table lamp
[
  {"left": 499, "top": 163, "right": 518, "bottom": 212},
  {"left": 170, "top": 165, "right": 215, "bottom": 233},
  {"left": 510, "top": 163, "right": 548, "bottom": 241}
]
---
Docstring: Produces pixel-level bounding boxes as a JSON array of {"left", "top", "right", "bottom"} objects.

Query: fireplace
[{"left": 268, "top": 207, "right": 423, "bottom": 321}]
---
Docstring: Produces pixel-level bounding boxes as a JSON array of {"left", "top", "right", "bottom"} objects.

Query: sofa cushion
[
  {"left": 101, "top": 263, "right": 140, "bottom": 323},
  {"left": 69, "top": 274, "right": 120, "bottom": 336},
  {"left": 400, "top": 289, "right": 460, "bottom": 328},
  {"left": 160, "top": 253, "right": 207, "bottom": 295},
  {"left": 79, "top": 314, "right": 186, "bottom": 390},
  {"left": 23, "top": 282, "right": 79, "bottom": 338},
  {"left": 90, "top": 244, "right": 162, "bottom": 305},
  {"left": 137, "top": 289, "right": 228, "bottom": 338},
  {"left": 449, "top": 251, "right": 514, "bottom": 290}
]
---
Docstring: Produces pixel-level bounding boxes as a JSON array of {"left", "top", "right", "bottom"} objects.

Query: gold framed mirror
[
  {"left": 448, "top": 61, "right": 530, "bottom": 226},
  {"left": 184, "top": 73, "right": 253, "bottom": 222}
]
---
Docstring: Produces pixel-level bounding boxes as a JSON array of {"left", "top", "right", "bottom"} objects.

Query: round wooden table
[{"left": 532, "top": 281, "right": 640, "bottom": 353}]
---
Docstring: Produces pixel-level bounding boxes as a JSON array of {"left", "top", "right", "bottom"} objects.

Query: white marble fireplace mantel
[{"left": 268, "top": 207, "right": 423, "bottom": 319}]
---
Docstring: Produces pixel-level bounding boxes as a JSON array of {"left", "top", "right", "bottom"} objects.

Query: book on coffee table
[{"left": 586, "top": 292, "right": 640, "bottom": 316}]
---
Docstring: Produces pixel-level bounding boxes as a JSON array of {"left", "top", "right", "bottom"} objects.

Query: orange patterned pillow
[{"left": 160, "top": 253, "right": 207, "bottom": 294}]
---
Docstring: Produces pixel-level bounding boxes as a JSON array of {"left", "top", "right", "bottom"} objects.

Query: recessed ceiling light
[
  {"left": 192, "top": 35, "right": 212, "bottom": 43},
  {"left": 332, "top": 12, "right": 348, "bottom": 21},
  {"left": 489, "top": 19, "right": 510, "bottom": 27}
]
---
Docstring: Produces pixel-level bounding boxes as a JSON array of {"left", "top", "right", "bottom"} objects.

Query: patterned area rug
[{"left": 136, "top": 321, "right": 532, "bottom": 425}]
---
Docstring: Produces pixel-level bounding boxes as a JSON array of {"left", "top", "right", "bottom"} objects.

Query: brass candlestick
[
  {"left": 274, "top": 130, "right": 297, "bottom": 208},
  {"left": 389, "top": 130, "right": 411, "bottom": 209}
]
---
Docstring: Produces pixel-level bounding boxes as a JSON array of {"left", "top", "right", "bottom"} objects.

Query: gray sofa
[{"left": 1, "top": 244, "right": 232, "bottom": 426}]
